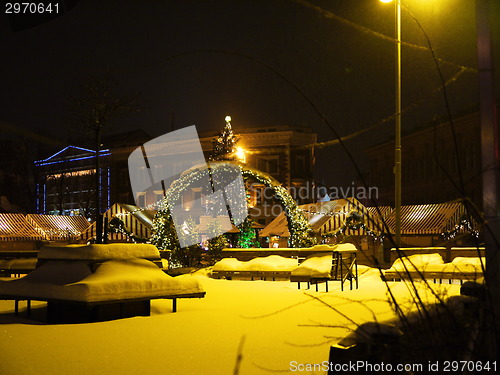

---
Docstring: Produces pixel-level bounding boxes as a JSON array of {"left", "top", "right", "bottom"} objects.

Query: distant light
[
  {"left": 225, "top": 115, "right": 231, "bottom": 123},
  {"left": 181, "top": 221, "right": 190, "bottom": 235},
  {"left": 379, "top": 0, "right": 393, "bottom": 3},
  {"left": 235, "top": 147, "right": 246, "bottom": 163}
]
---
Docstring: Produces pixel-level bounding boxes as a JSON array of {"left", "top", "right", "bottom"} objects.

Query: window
[
  {"left": 257, "top": 156, "right": 279, "bottom": 175},
  {"left": 154, "top": 191, "right": 165, "bottom": 205},
  {"left": 136, "top": 193, "right": 146, "bottom": 208},
  {"left": 295, "top": 155, "right": 306, "bottom": 174},
  {"left": 138, "top": 166, "right": 147, "bottom": 186}
]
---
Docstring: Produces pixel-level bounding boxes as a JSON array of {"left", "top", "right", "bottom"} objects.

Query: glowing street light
[
  {"left": 235, "top": 147, "right": 246, "bottom": 163},
  {"left": 380, "top": 0, "right": 402, "bottom": 248}
]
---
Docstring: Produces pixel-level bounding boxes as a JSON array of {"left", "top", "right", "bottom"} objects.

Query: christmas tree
[
  {"left": 152, "top": 214, "right": 203, "bottom": 268},
  {"left": 236, "top": 217, "right": 260, "bottom": 248},
  {"left": 209, "top": 115, "right": 238, "bottom": 161},
  {"left": 205, "top": 219, "right": 229, "bottom": 263},
  {"left": 150, "top": 208, "right": 179, "bottom": 251},
  {"left": 175, "top": 217, "right": 203, "bottom": 267}
]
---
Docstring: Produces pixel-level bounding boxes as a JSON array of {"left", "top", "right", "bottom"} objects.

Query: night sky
[{"left": 1, "top": 0, "right": 498, "bottom": 187}]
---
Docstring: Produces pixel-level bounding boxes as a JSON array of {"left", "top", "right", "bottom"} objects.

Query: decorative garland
[
  {"left": 115, "top": 201, "right": 162, "bottom": 215},
  {"left": 42, "top": 228, "right": 83, "bottom": 238},
  {"left": 299, "top": 208, "right": 350, "bottom": 216},
  {"left": 441, "top": 217, "right": 479, "bottom": 240},
  {"left": 108, "top": 216, "right": 148, "bottom": 243},
  {"left": 322, "top": 211, "right": 384, "bottom": 242}
]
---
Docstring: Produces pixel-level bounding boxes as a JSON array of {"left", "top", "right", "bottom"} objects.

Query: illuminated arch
[{"left": 152, "top": 161, "right": 314, "bottom": 248}]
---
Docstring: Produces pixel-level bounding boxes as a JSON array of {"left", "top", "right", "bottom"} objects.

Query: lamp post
[
  {"left": 380, "top": 0, "right": 402, "bottom": 247},
  {"left": 476, "top": 0, "right": 499, "bottom": 356}
]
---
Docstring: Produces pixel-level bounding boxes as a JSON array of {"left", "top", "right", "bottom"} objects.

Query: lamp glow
[{"left": 235, "top": 147, "right": 246, "bottom": 163}]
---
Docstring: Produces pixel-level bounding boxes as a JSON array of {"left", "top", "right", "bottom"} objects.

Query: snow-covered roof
[{"left": 259, "top": 212, "right": 289, "bottom": 237}]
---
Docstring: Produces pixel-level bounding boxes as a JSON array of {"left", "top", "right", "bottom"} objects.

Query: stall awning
[
  {"left": 81, "top": 203, "right": 155, "bottom": 242},
  {"left": 383, "top": 202, "right": 476, "bottom": 235},
  {"left": 26, "top": 214, "right": 90, "bottom": 241},
  {"left": 260, "top": 198, "right": 383, "bottom": 238},
  {"left": 0, "top": 213, "right": 46, "bottom": 241}
]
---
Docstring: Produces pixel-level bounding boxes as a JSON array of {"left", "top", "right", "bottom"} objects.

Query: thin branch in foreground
[
  {"left": 252, "top": 362, "right": 293, "bottom": 373},
  {"left": 285, "top": 337, "right": 341, "bottom": 348},
  {"left": 233, "top": 335, "right": 246, "bottom": 375}
]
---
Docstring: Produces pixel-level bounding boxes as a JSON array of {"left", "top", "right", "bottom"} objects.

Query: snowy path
[{"left": 0, "top": 273, "right": 459, "bottom": 375}]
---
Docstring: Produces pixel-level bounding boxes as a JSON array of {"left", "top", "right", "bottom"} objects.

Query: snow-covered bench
[
  {"left": 0, "top": 244, "right": 205, "bottom": 323},
  {"left": 211, "top": 256, "right": 298, "bottom": 281},
  {"left": 219, "top": 245, "right": 336, "bottom": 262},
  {"left": 211, "top": 245, "right": 359, "bottom": 291},
  {"left": 382, "top": 254, "right": 484, "bottom": 284},
  {"left": 290, "top": 244, "right": 358, "bottom": 292},
  {"left": 0, "top": 257, "right": 37, "bottom": 277}
]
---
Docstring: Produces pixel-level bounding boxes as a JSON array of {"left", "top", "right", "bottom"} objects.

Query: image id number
[{"left": 5, "top": 3, "right": 60, "bottom": 14}]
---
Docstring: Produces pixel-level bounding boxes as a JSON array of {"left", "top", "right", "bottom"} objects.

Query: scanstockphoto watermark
[
  {"left": 248, "top": 182, "right": 379, "bottom": 202},
  {"left": 290, "top": 360, "right": 498, "bottom": 373},
  {"left": 290, "top": 360, "right": 425, "bottom": 373},
  {"left": 247, "top": 183, "right": 378, "bottom": 219}
]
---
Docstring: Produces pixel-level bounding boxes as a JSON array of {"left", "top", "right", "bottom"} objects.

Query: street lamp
[
  {"left": 235, "top": 147, "right": 246, "bottom": 163},
  {"left": 380, "top": 0, "right": 402, "bottom": 248}
]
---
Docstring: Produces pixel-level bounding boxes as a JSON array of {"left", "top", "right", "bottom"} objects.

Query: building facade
[
  {"left": 34, "top": 146, "right": 112, "bottom": 218},
  {"left": 34, "top": 130, "right": 149, "bottom": 218},
  {"left": 365, "top": 110, "right": 486, "bottom": 208}
]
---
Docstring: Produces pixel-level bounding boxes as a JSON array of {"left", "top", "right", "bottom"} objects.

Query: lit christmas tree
[
  {"left": 206, "top": 219, "right": 229, "bottom": 263},
  {"left": 175, "top": 217, "right": 203, "bottom": 267},
  {"left": 150, "top": 207, "right": 181, "bottom": 261},
  {"left": 209, "top": 115, "right": 238, "bottom": 161},
  {"left": 236, "top": 217, "right": 260, "bottom": 248}
]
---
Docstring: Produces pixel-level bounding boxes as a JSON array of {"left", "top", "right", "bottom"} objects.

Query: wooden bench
[
  {"left": 211, "top": 270, "right": 291, "bottom": 281},
  {"left": 0, "top": 258, "right": 37, "bottom": 278},
  {"left": 291, "top": 249, "right": 359, "bottom": 292},
  {"left": 382, "top": 270, "right": 483, "bottom": 284},
  {"left": 0, "top": 292, "right": 206, "bottom": 323}
]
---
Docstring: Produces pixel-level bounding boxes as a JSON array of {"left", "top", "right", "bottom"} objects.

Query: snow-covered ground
[{"left": 0, "top": 267, "right": 460, "bottom": 375}]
